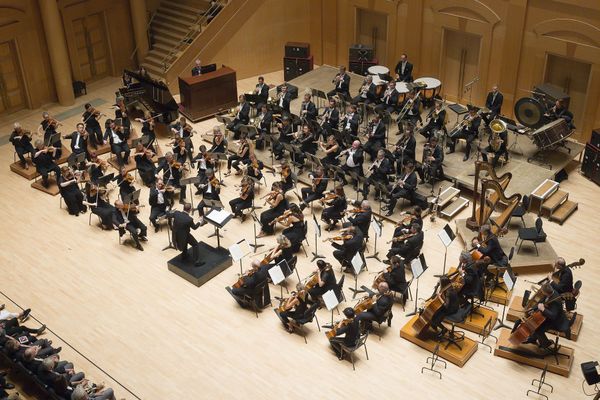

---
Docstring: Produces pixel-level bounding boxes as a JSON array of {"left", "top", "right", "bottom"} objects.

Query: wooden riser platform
[
  {"left": 10, "top": 159, "right": 39, "bottom": 180},
  {"left": 487, "top": 280, "right": 513, "bottom": 306},
  {"left": 55, "top": 148, "right": 72, "bottom": 166},
  {"left": 549, "top": 200, "right": 578, "bottom": 225},
  {"left": 108, "top": 156, "right": 137, "bottom": 173},
  {"left": 507, "top": 295, "right": 583, "bottom": 341},
  {"left": 87, "top": 142, "right": 111, "bottom": 156},
  {"left": 31, "top": 177, "right": 60, "bottom": 196},
  {"left": 400, "top": 315, "right": 478, "bottom": 367},
  {"left": 455, "top": 307, "right": 498, "bottom": 335},
  {"left": 494, "top": 329, "right": 574, "bottom": 377},
  {"left": 455, "top": 216, "right": 556, "bottom": 275}
]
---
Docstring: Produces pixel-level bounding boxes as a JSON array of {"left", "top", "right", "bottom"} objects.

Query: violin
[
  {"left": 169, "top": 159, "right": 182, "bottom": 169},
  {"left": 261, "top": 190, "right": 280, "bottom": 205},
  {"left": 395, "top": 213, "right": 416, "bottom": 227},
  {"left": 323, "top": 234, "right": 353, "bottom": 242},
  {"left": 209, "top": 175, "right": 220, "bottom": 189},
  {"left": 311, "top": 175, "right": 322, "bottom": 191},
  {"left": 372, "top": 266, "right": 393, "bottom": 288},
  {"left": 121, "top": 203, "right": 145, "bottom": 213},
  {"left": 48, "top": 117, "right": 62, "bottom": 128},
  {"left": 270, "top": 210, "right": 293, "bottom": 226},
  {"left": 319, "top": 192, "right": 339, "bottom": 204},
  {"left": 386, "top": 232, "right": 417, "bottom": 244},
  {"left": 240, "top": 183, "right": 251, "bottom": 200}
]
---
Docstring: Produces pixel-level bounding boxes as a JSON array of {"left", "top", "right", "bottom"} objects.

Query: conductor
[{"left": 170, "top": 203, "right": 204, "bottom": 267}]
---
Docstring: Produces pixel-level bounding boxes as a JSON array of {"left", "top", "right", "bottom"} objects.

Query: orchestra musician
[
  {"left": 345, "top": 200, "right": 372, "bottom": 240},
  {"left": 58, "top": 166, "right": 86, "bottom": 216},
  {"left": 82, "top": 103, "right": 105, "bottom": 148},
  {"left": 33, "top": 139, "right": 60, "bottom": 188},
  {"left": 317, "top": 99, "right": 340, "bottom": 141},
  {"left": 195, "top": 168, "right": 220, "bottom": 219},
  {"left": 276, "top": 288, "right": 309, "bottom": 333},
  {"left": 517, "top": 283, "right": 574, "bottom": 348},
  {"left": 447, "top": 106, "right": 480, "bottom": 162},
  {"left": 328, "top": 307, "right": 360, "bottom": 358},
  {"left": 226, "top": 259, "right": 270, "bottom": 306},
  {"left": 327, "top": 65, "right": 351, "bottom": 98},
  {"left": 279, "top": 160, "right": 294, "bottom": 193},
  {"left": 83, "top": 184, "right": 114, "bottom": 229},
  {"left": 457, "top": 251, "right": 484, "bottom": 304},
  {"left": 483, "top": 85, "right": 503, "bottom": 124},
  {"left": 271, "top": 234, "right": 295, "bottom": 267},
  {"left": 113, "top": 199, "right": 148, "bottom": 251},
  {"left": 258, "top": 181, "right": 286, "bottom": 237},
  {"left": 169, "top": 203, "right": 204, "bottom": 266},
  {"left": 417, "top": 136, "right": 443, "bottom": 184},
  {"left": 170, "top": 116, "right": 195, "bottom": 166},
  {"left": 113, "top": 166, "right": 136, "bottom": 203},
  {"left": 254, "top": 76, "right": 270, "bottom": 109},
  {"left": 481, "top": 125, "right": 509, "bottom": 170},
  {"left": 545, "top": 99, "right": 574, "bottom": 129},
  {"left": 273, "top": 116, "right": 293, "bottom": 160},
  {"left": 191, "top": 59, "right": 202, "bottom": 76},
  {"left": 393, "top": 127, "right": 416, "bottom": 169},
  {"left": 300, "top": 93, "right": 317, "bottom": 121},
  {"left": 38, "top": 112, "right": 63, "bottom": 160},
  {"left": 192, "top": 145, "right": 214, "bottom": 180},
  {"left": 363, "top": 113, "right": 386, "bottom": 161},
  {"left": 374, "top": 81, "right": 399, "bottom": 115},
  {"left": 300, "top": 166, "right": 328, "bottom": 210},
  {"left": 136, "top": 112, "right": 157, "bottom": 151},
  {"left": 229, "top": 176, "right": 254, "bottom": 219},
  {"left": 65, "top": 123, "right": 90, "bottom": 163},
  {"left": 419, "top": 100, "right": 446, "bottom": 139},
  {"left": 156, "top": 152, "right": 184, "bottom": 206},
  {"left": 244, "top": 153, "right": 264, "bottom": 181},
  {"left": 319, "top": 134, "right": 340, "bottom": 166},
  {"left": 115, "top": 96, "right": 131, "bottom": 134},
  {"left": 254, "top": 104, "right": 273, "bottom": 149},
  {"left": 429, "top": 276, "right": 460, "bottom": 338},
  {"left": 394, "top": 53, "right": 413, "bottom": 82},
  {"left": 385, "top": 162, "right": 417, "bottom": 216},
  {"left": 339, "top": 104, "right": 360, "bottom": 141},
  {"left": 225, "top": 134, "right": 250, "bottom": 176},
  {"left": 133, "top": 142, "right": 156, "bottom": 187},
  {"left": 351, "top": 75, "right": 377, "bottom": 105},
  {"left": 103, "top": 119, "right": 130, "bottom": 167},
  {"left": 362, "top": 149, "right": 393, "bottom": 201},
  {"left": 292, "top": 124, "right": 317, "bottom": 174},
  {"left": 209, "top": 127, "right": 226, "bottom": 154},
  {"left": 328, "top": 225, "right": 364, "bottom": 271},
  {"left": 339, "top": 140, "right": 364, "bottom": 186},
  {"left": 550, "top": 257, "right": 579, "bottom": 312},
  {"left": 306, "top": 260, "right": 337, "bottom": 303},
  {"left": 276, "top": 84, "right": 292, "bottom": 115},
  {"left": 471, "top": 224, "right": 508, "bottom": 267},
  {"left": 149, "top": 179, "right": 168, "bottom": 232},
  {"left": 278, "top": 203, "right": 305, "bottom": 253},
  {"left": 398, "top": 91, "right": 421, "bottom": 132},
  {"left": 10, "top": 123, "right": 35, "bottom": 169},
  {"left": 377, "top": 256, "right": 407, "bottom": 299},
  {"left": 320, "top": 184, "right": 347, "bottom": 231},
  {"left": 227, "top": 95, "right": 250, "bottom": 140},
  {"left": 355, "top": 282, "right": 394, "bottom": 330},
  {"left": 386, "top": 223, "right": 423, "bottom": 261}
]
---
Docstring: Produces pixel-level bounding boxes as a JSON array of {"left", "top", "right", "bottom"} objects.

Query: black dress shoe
[
  {"left": 462, "top": 155, "right": 469, "bottom": 162},
  {"left": 385, "top": 210, "right": 394, "bottom": 217},
  {"left": 3, "top": 383, "right": 15, "bottom": 389},
  {"left": 135, "top": 243, "right": 144, "bottom": 251},
  {"left": 154, "top": 225, "right": 160, "bottom": 233},
  {"left": 20, "top": 308, "right": 31, "bottom": 321}
]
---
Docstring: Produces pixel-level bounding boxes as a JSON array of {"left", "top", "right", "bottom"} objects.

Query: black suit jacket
[
  {"left": 350, "top": 211, "right": 371, "bottom": 237},
  {"left": 478, "top": 236, "right": 506, "bottom": 264},
  {"left": 192, "top": 66, "right": 202, "bottom": 76},
  {"left": 149, "top": 187, "right": 166, "bottom": 208},
  {"left": 368, "top": 122, "right": 386, "bottom": 143},
  {"left": 171, "top": 210, "right": 200, "bottom": 250},
  {"left": 342, "top": 113, "right": 360, "bottom": 134},
  {"left": 336, "top": 318, "right": 360, "bottom": 346},
  {"left": 395, "top": 61, "right": 413, "bottom": 82},
  {"left": 278, "top": 92, "right": 292, "bottom": 113},
  {"left": 237, "top": 103, "right": 250, "bottom": 124},
  {"left": 381, "top": 89, "right": 399, "bottom": 106},
  {"left": 69, "top": 132, "right": 88, "bottom": 154},
  {"left": 334, "top": 73, "right": 351, "bottom": 93},
  {"left": 372, "top": 294, "right": 394, "bottom": 317},
  {"left": 255, "top": 83, "right": 269, "bottom": 100},
  {"left": 485, "top": 92, "right": 503, "bottom": 115},
  {"left": 302, "top": 101, "right": 317, "bottom": 120},
  {"left": 551, "top": 268, "right": 573, "bottom": 294}
]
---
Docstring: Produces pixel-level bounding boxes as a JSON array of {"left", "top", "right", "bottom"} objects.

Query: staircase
[
  {"left": 529, "top": 179, "right": 578, "bottom": 225},
  {"left": 141, "top": 0, "right": 222, "bottom": 78}
]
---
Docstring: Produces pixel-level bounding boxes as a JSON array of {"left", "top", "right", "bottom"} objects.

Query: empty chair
[
  {"left": 515, "top": 217, "right": 546, "bottom": 255},
  {"left": 510, "top": 195, "right": 529, "bottom": 227}
]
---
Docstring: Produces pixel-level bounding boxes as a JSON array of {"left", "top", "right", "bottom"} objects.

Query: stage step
[
  {"left": 549, "top": 199, "right": 578, "bottom": 225},
  {"left": 541, "top": 189, "right": 568, "bottom": 215},
  {"left": 440, "top": 196, "right": 469, "bottom": 219},
  {"left": 437, "top": 186, "right": 460, "bottom": 208}
]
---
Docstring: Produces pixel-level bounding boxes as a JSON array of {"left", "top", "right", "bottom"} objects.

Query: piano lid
[{"left": 121, "top": 69, "right": 178, "bottom": 123}]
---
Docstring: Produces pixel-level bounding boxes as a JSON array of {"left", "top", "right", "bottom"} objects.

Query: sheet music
[
  {"left": 437, "top": 224, "right": 455, "bottom": 248},
  {"left": 268, "top": 265, "right": 285, "bottom": 285},
  {"left": 206, "top": 209, "right": 232, "bottom": 225},
  {"left": 228, "top": 243, "right": 244, "bottom": 262},
  {"left": 503, "top": 269, "right": 515, "bottom": 291},
  {"left": 371, "top": 221, "right": 382, "bottom": 237},
  {"left": 323, "top": 289, "right": 339, "bottom": 311},
  {"left": 411, "top": 257, "right": 424, "bottom": 279},
  {"left": 351, "top": 253, "right": 364, "bottom": 275}
]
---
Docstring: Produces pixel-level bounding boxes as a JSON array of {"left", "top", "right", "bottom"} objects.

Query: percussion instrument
[
  {"left": 367, "top": 65, "right": 390, "bottom": 76},
  {"left": 395, "top": 82, "right": 410, "bottom": 104},
  {"left": 414, "top": 77, "right": 441, "bottom": 100},
  {"left": 529, "top": 119, "right": 572, "bottom": 150},
  {"left": 514, "top": 97, "right": 545, "bottom": 128}
]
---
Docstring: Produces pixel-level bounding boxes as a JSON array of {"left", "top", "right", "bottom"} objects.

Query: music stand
[
  {"left": 249, "top": 211, "right": 264, "bottom": 252},
  {"left": 322, "top": 289, "right": 340, "bottom": 326},
  {"left": 348, "top": 251, "right": 366, "bottom": 299},
  {"left": 282, "top": 142, "right": 301, "bottom": 173},
  {"left": 205, "top": 206, "right": 232, "bottom": 248},
  {"left": 310, "top": 214, "right": 325, "bottom": 262},
  {"left": 373, "top": 181, "right": 390, "bottom": 220},
  {"left": 122, "top": 188, "right": 140, "bottom": 206},
  {"left": 495, "top": 268, "right": 516, "bottom": 331},
  {"left": 162, "top": 210, "right": 177, "bottom": 251},
  {"left": 262, "top": 134, "right": 277, "bottom": 176},
  {"left": 180, "top": 176, "right": 201, "bottom": 209},
  {"left": 47, "top": 132, "right": 61, "bottom": 147},
  {"left": 329, "top": 164, "right": 346, "bottom": 184},
  {"left": 437, "top": 224, "right": 456, "bottom": 275},
  {"left": 229, "top": 239, "right": 251, "bottom": 275},
  {"left": 406, "top": 254, "right": 428, "bottom": 317},
  {"left": 97, "top": 172, "right": 114, "bottom": 189},
  {"left": 366, "top": 218, "right": 383, "bottom": 262},
  {"left": 347, "top": 171, "right": 366, "bottom": 201},
  {"left": 211, "top": 152, "right": 228, "bottom": 187},
  {"left": 269, "top": 259, "right": 293, "bottom": 298},
  {"left": 245, "top": 125, "right": 259, "bottom": 141}
]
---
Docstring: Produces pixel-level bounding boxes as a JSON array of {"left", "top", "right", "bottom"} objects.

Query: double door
[
  {"left": 72, "top": 13, "right": 109, "bottom": 81},
  {"left": 0, "top": 41, "right": 26, "bottom": 114}
]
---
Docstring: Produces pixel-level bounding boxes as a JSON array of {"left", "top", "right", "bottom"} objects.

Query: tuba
[{"left": 489, "top": 119, "right": 506, "bottom": 152}]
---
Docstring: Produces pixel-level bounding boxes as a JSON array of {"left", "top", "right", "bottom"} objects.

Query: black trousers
[
  {"left": 91, "top": 206, "right": 114, "bottom": 228},
  {"left": 229, "top": 197, "right": 252, "bottom": 215},
  {"left": 227, "top": 154, "right": 248, "bottom": 171},
  {"left": 86, "top": 124, "right": 103, "bottom": 147},
  {"left": 321, "top": 206, "right": 343, "bottom": 224},
  {"left": 111, "top": 142, "right": 131, "bottom": 166},
  {"left": 117, "top": 215, "right": 147, "bottom": 245},
  {"left": 386, "top": 186, "right": 414, "bottom": 210},
  {"left": 363, "top": 176, "right": 388, "bottom": 197},
  {"left": 301, "top": 187, "right": 323, "bottom": 204},
  {"left": 38, "top": 164, "right": 61, "bottom": 186},
  {"left": 449, "top": 132, "right": 476, "bottom": 156},
  {"left": 180, "top": 233, "right": 199, "bottom": 261},
  {"left": 62, "top": 189, "right": 86, "bottom": 215},
  {"left": 149, "top": 204, "right": 167, "bottom": 227},
  {"left": 15, "top": 144, "right": 34, "bottom": 164},
  {"left": 374, "top": 104, "right": 395, "bottom": 115},
  {"left": 481, "top": 145, "right": 508, "bottom": 169}
]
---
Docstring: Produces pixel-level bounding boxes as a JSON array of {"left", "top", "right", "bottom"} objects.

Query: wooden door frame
[{"left": 0, "top": 39, "right": 30, "bottom": 113}]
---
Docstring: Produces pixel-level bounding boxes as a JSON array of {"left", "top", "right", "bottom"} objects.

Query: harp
[{"left": 466, "top": 161, "right": 513, "bottom": 231}]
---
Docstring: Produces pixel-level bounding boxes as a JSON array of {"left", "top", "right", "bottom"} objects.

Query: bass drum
[{"left": 514, "top": 97, "right": 545, "bottom": 129}]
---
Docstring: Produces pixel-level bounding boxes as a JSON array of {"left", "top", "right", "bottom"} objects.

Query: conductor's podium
[{"left": 167, "top": 241, "right": 232, "bottom": 287}]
